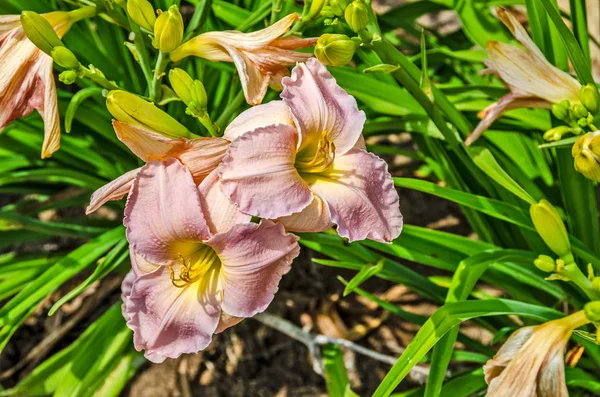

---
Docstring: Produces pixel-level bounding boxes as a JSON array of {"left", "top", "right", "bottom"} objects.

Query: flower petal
[
  {"left": 178, "top": 137, "right": 230, "bottom": 183},
  {"left": 537, "top": 348, "right": 568, "bottom": 397},
  {"left": 113, "top": 121, "right": 185, "bottom": 161},
  {"left": 39, "top": 56, "right": 60, "bottom": 158},
  {"left": 215, "top": 312, "right": 244, "bottom": 333},
  {"left": 124, "top": 158, "right": 210, "bottom": 264},
  {"left": 218, "top": 124, "right": 313, "bottom": 219},
  {"left": 483, "top": 326, "right": 534, "bottom": 384},
  {"left": 277, "top": 194, "right": 332, "bottom": 233},
  {"left": 206, "top": 220, "right": 299, "bottom": 317},
  {"left": 123, "top": 264, "right": 221, "bottom": 363},
  {"left": 223, "top": 100, "right": 294, "bottom": 141},
  {"left": 227, "top": 44, "right": 271, "bottom": 105},
  {"left": 465, "top": 93, "right": 550, "bottom": 145},
  {"left": 307, "top": 148, "right": 403, "bottom": 242},
  {"left": 281, "top": 58, "right": 366, "bottom": 155},
  {"left": 486, "top": 40, "right": 580, "bottom": 103},
  {"left": 86, "top": 167, "right": 141, "bottom": 215},
  {"left": 198, "top": 169, "right": 251, "bottom": 235}
]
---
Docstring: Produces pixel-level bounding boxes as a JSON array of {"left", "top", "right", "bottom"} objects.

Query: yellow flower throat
[{"left": 169, "top": 245, "right": 220, "bottom": 288}]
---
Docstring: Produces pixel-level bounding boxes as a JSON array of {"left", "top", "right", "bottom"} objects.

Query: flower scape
[{"left": 1, "top": 0, "right": 600, "bottom": 396}]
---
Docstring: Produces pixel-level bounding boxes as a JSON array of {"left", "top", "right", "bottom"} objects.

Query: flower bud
[
  {"left": 106, "top": 90, "right": 191, "bottom": 138},
  {"left": 580, "top": 84, "right": 599, "bottom": 115},
  {"left": 584, "top": 301, "right": 600, "bottom": 322},
  {"left": 551, "top": 102, "right": 569, "bottom": 121},
  {"left": 571, "top": 103, "right": 589, "bottom": 119},
  {"left": 314, "top": 34, "right": 357, "bottom": 67},
  {"left": 344, "top": 0, "right": 368, "bottom": 32},
  {"left": 20, "top": 11, "right": 64, "bottom": 55},
  {"left": 330, "top": 0, "right": 349, "bottom": 16},
  {"left": 543, "top": 125, "right": 572, "bottom": 142},
  {"left": 304, "top": 0, "right": 327, "bottom": 21},
  {"left": 592, "top": 277, "right": 600, "bottom": 292},
  {"left": 59, "top": 70, "right": 78, "bottom": 85},
  {"left": 530, "top": 200, "right": 573, "bottom": 263},
  {"left": 572, "top": 132, "right": 600, "bottom": 182},
  {"left": 534, "top": 255, "right": 556, "bottom": 273},
  {"left": 169, "top": 69, "right": 208, "bottom": 111},
  {"left": 153, "top": 5, "right": 184, "bottom": 53},
  {"left": 51, "top": 46, "right": 80, "bottom": 69},
  {"left": 190, "top": 80, "right": 208, "bottom": 109},
  {"left": 127, "top": 0, "right": 156, "bottom": 31}
]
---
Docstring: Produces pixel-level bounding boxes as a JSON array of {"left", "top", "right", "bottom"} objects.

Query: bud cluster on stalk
[{"left": 169, "top": 69, "right": 208, "bottom": 117}]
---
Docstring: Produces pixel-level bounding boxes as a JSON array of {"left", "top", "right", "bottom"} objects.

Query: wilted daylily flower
[
  {"left": 218, "top": 58, "right": 403, "bottom": 242},
  {"left": 170, "top": 13, "right": 317, "bottom": 105},
  {"left": 121, "top": 159, "right": 300, "bottom": 362},
  {"left": 86, "top": 122, "right": 247, "bottom": 234},
  {"left": 484, "top": 310, "right": 589, "bottom": 396},
  {"left": 0, "top": 8, "right": 93, "bottom": 158},
  {"left": 465, "top": 8, "right": 582, "bottom": 145}
]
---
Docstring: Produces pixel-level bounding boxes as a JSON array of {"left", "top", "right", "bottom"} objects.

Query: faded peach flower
[
  {"left": 466, "top": 8, "right": 582, "bottom": 145},
  {"left": 170, "top": 13, "right": 317, "bottom": 106},
  {"left": 484, "top": 310, "right": 589, "bottom": 396},
  {"left": 0, "top": 10, "right": 87, "bottom": 158}
]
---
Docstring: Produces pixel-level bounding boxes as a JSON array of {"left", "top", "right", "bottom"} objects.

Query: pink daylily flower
[
  {"left": 170, "top": 13, "right": 317, "bottom": 106},
  {"left": 465, "top": 8, "right": 582, "bottom": 145},
  {"left": 121, "top": 159, "right": 300, "bottom": 362},
  {"left": 86, "top": 121, "right": 249, "bottom": 234},
  {"left": 217, "top": 58, "right": 403, "bottom": 243},
  {"left": 0, "top": 12, "right": 76, "bottom": 158}
]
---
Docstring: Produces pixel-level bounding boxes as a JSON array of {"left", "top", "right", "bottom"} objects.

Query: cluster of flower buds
[
  {"left": 169, "top": 69, "right": 208, "bottom": 117},
  {"left": 128, "top": 0, "right": 183, "bottom": 53},
  {"left": 319, "top": 0, "right": 368, "bottom": 32},
  {"left": 551, "top": 84, "right": 599, "bottom": 128}
]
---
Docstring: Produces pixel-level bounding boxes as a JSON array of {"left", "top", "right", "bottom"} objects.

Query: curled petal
[
  {"left": 124, "top": 158, "right": 210, "bottom": 264},
  {"left": 226, "top": 44, "right": 271, "bottom": 105},
  {"left": 121, "top": 268, "right": 137, "bottom": 323},
  {"left": 486, "top": 40, "right": 580, "bottom": 104},
  {"left": 537, "top": 350, "right": 568, "bottom": 397},
  {"left": 198, "top": 169, "right": 251, "bottom": 235},
  {"left": 206, "top": 220, "right": 299, "bottom": 318},
  {"left": 307, "top": 148, "right": 403, "bottom": 243},
  {"left": 483, "top": 326, "right": 534, "bottom": 384},
  {"left": 123, "top": 265, "right": 221, "bottom": 363},
  {"left": 178, "top": 137, "right": 230, "bottom": 182},
  {"left": 0, "top": 16, "right": 21, "bottom": 38},
  {"left": 223, "top": 100, "right": 294, "bottom": 141},
  {"left": 278, "top": 194, "right": 332, "bottom": 233},
  {"left": 218, "top": 125, "right": 313, "bottom": 219},
  {"left": 215, "top": 312, "right": 244, "bottom": 333},
  {"left": 39, "top": 56, "right": 60, "bottom": 158},
  {"left": 113, "top": 121, "right": 185, "bottom": 161},
  {"left": 465, "top": 94, "right": 550, "bottom": 145},
  {"left": 86, "top": 167, "right": 141, "bottom": 215},
  {"left": 282, "top": 58, "right": 366, "bottom": 155}
]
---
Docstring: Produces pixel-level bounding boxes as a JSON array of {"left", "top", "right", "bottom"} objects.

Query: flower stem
[
  {"left": 150, "top": 51, "right": 169, "bottom": 102},
  {"left": 197, "top": 114, "right": 219, "bottom": 137},
  {"left": 68, "top": 6, "right": 97, "bottom": 22},
  {"left": 561, "top": 262, "right": 600, "bottom": 301},
  {"left": 128, "top": 16, "right": 154, "bottom": 92},
  {"left": 80, "top": 66, "right": 120, "bottom": 90},
  {"left": 563, "top": 310, "right": 590, "bottom": 330},
  {"left": 215, "top": 90, "right": 245, "bottom": 128}
]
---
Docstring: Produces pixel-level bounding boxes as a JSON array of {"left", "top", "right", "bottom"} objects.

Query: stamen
[
  {"left": 295, "top": 131, "right": 336, "bottom": 174},
  {"left": 169, "top": 247, "right": 221, "bottom": 288}
]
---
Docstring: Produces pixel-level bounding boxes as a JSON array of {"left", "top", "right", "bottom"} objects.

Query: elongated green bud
[
  {"left": 169, "top": 68, "right": 208, "bottom": 111},
  {"left": 314, "top": 34, "right": 357, "bottom": 67},
  {"left": 592, "top": 277, "right": 600, "bottom": 292},
  {"left": 580, "top": 84, "right": 600, "bottom": 115},
  {"left": 51, "top": 46, "right": 80, "bottom": 69},
  {"left": 551, "top": 101, "right": 569, "bottom": 121},
  {"left": 153, "top": 5, "right": 183, "bottom": 53},
  {"left": 127, "top": 0, "right": 156, "bottom": 31},
  {"left": 304, "top": 0, "right": 327, "bottom": 21},
  {"left": 543, "top": 125, "right": 572, "bottom": 142},
  {"left": 572, "top": 132, "right": 600, "bottom": 182},
  {"left": 534, "top": 254, "right": 556, "bottom": 273},
  {"left": 21, "top": 11, "right": 64, "bottom": 54},
  {"left": 344, "top": 0, "right": 368, "bottom": 32},
  {"left": 530, "top": 200, "right": 573, "bottom": 263},
  {"left": 584, "top": 301, "right": 600, "bottom": 322},
  {"left": 571, "top": 103, "right": 589, "bottom": 119},
  {"left": 106, "top": 90, "right": 191, "bottom": 138},
  {"left": 330, "top": 0, "right": 349, "bottom": 17}
]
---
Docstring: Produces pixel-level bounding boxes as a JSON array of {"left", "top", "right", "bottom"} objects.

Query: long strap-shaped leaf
[{"left": 371, "top": 299, "right": 562, "bottom": 397}]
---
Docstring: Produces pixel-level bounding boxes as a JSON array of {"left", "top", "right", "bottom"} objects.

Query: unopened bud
[
  {"left": 571, "top": 103, "right": 589, "bottom": 119},
  {"left": 534, "top": 255, "right": 556, "bottom": 273},
  {"left": 59, "top": 70, "right": 78, "bottom": 85},
  {"left": 169, "top": 69, "right": 208, "bottom": 112},
  {"left": 320, "top": 6, "right": 335, "bottom": 18},
  {"left": 593, "top": 277, "right": 600, "bottom": 292},
  {"left": 315, "top": 34, "right": 357, "bottom": 67},
  {"left": 20, "top": 11, "right": 64, "bottom": 55},
  {"left": 580, "top": 84, "right": 599, "bottom": 115},
  {"left": 572, "top": 132, "right": 600, "bottom": 182},
  {"left": 543, "top": 125, "right": 572, "bottom": 142},
  {"left": 304, "top": 0, "right": 327, "bottom": 21},
  {"left": 344, "top": 0, "right": 368, "bottom": 32},
  {"left": 585, "top": 301, "right": 600, "bottom": 322},
  {"left": 106, "top": 90, "right": 191, "bottom": 138},
  {"left": 153, "top": 5, "right": 184, "bottom": 53},
  {"left": 551, "top": 102, "right": 569, "bottom": 121},
  {"left": 530, "top": 200, "right": 573, "bottom": 263},
  {"left": 127, "top": 0, "right": 156, "bottom": 31},
  {"left": 51, "top": 46, "right": 80, "bottom": 69},
  {"left": 330, "top": 0, "right": 349, "bottom": 16}
]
